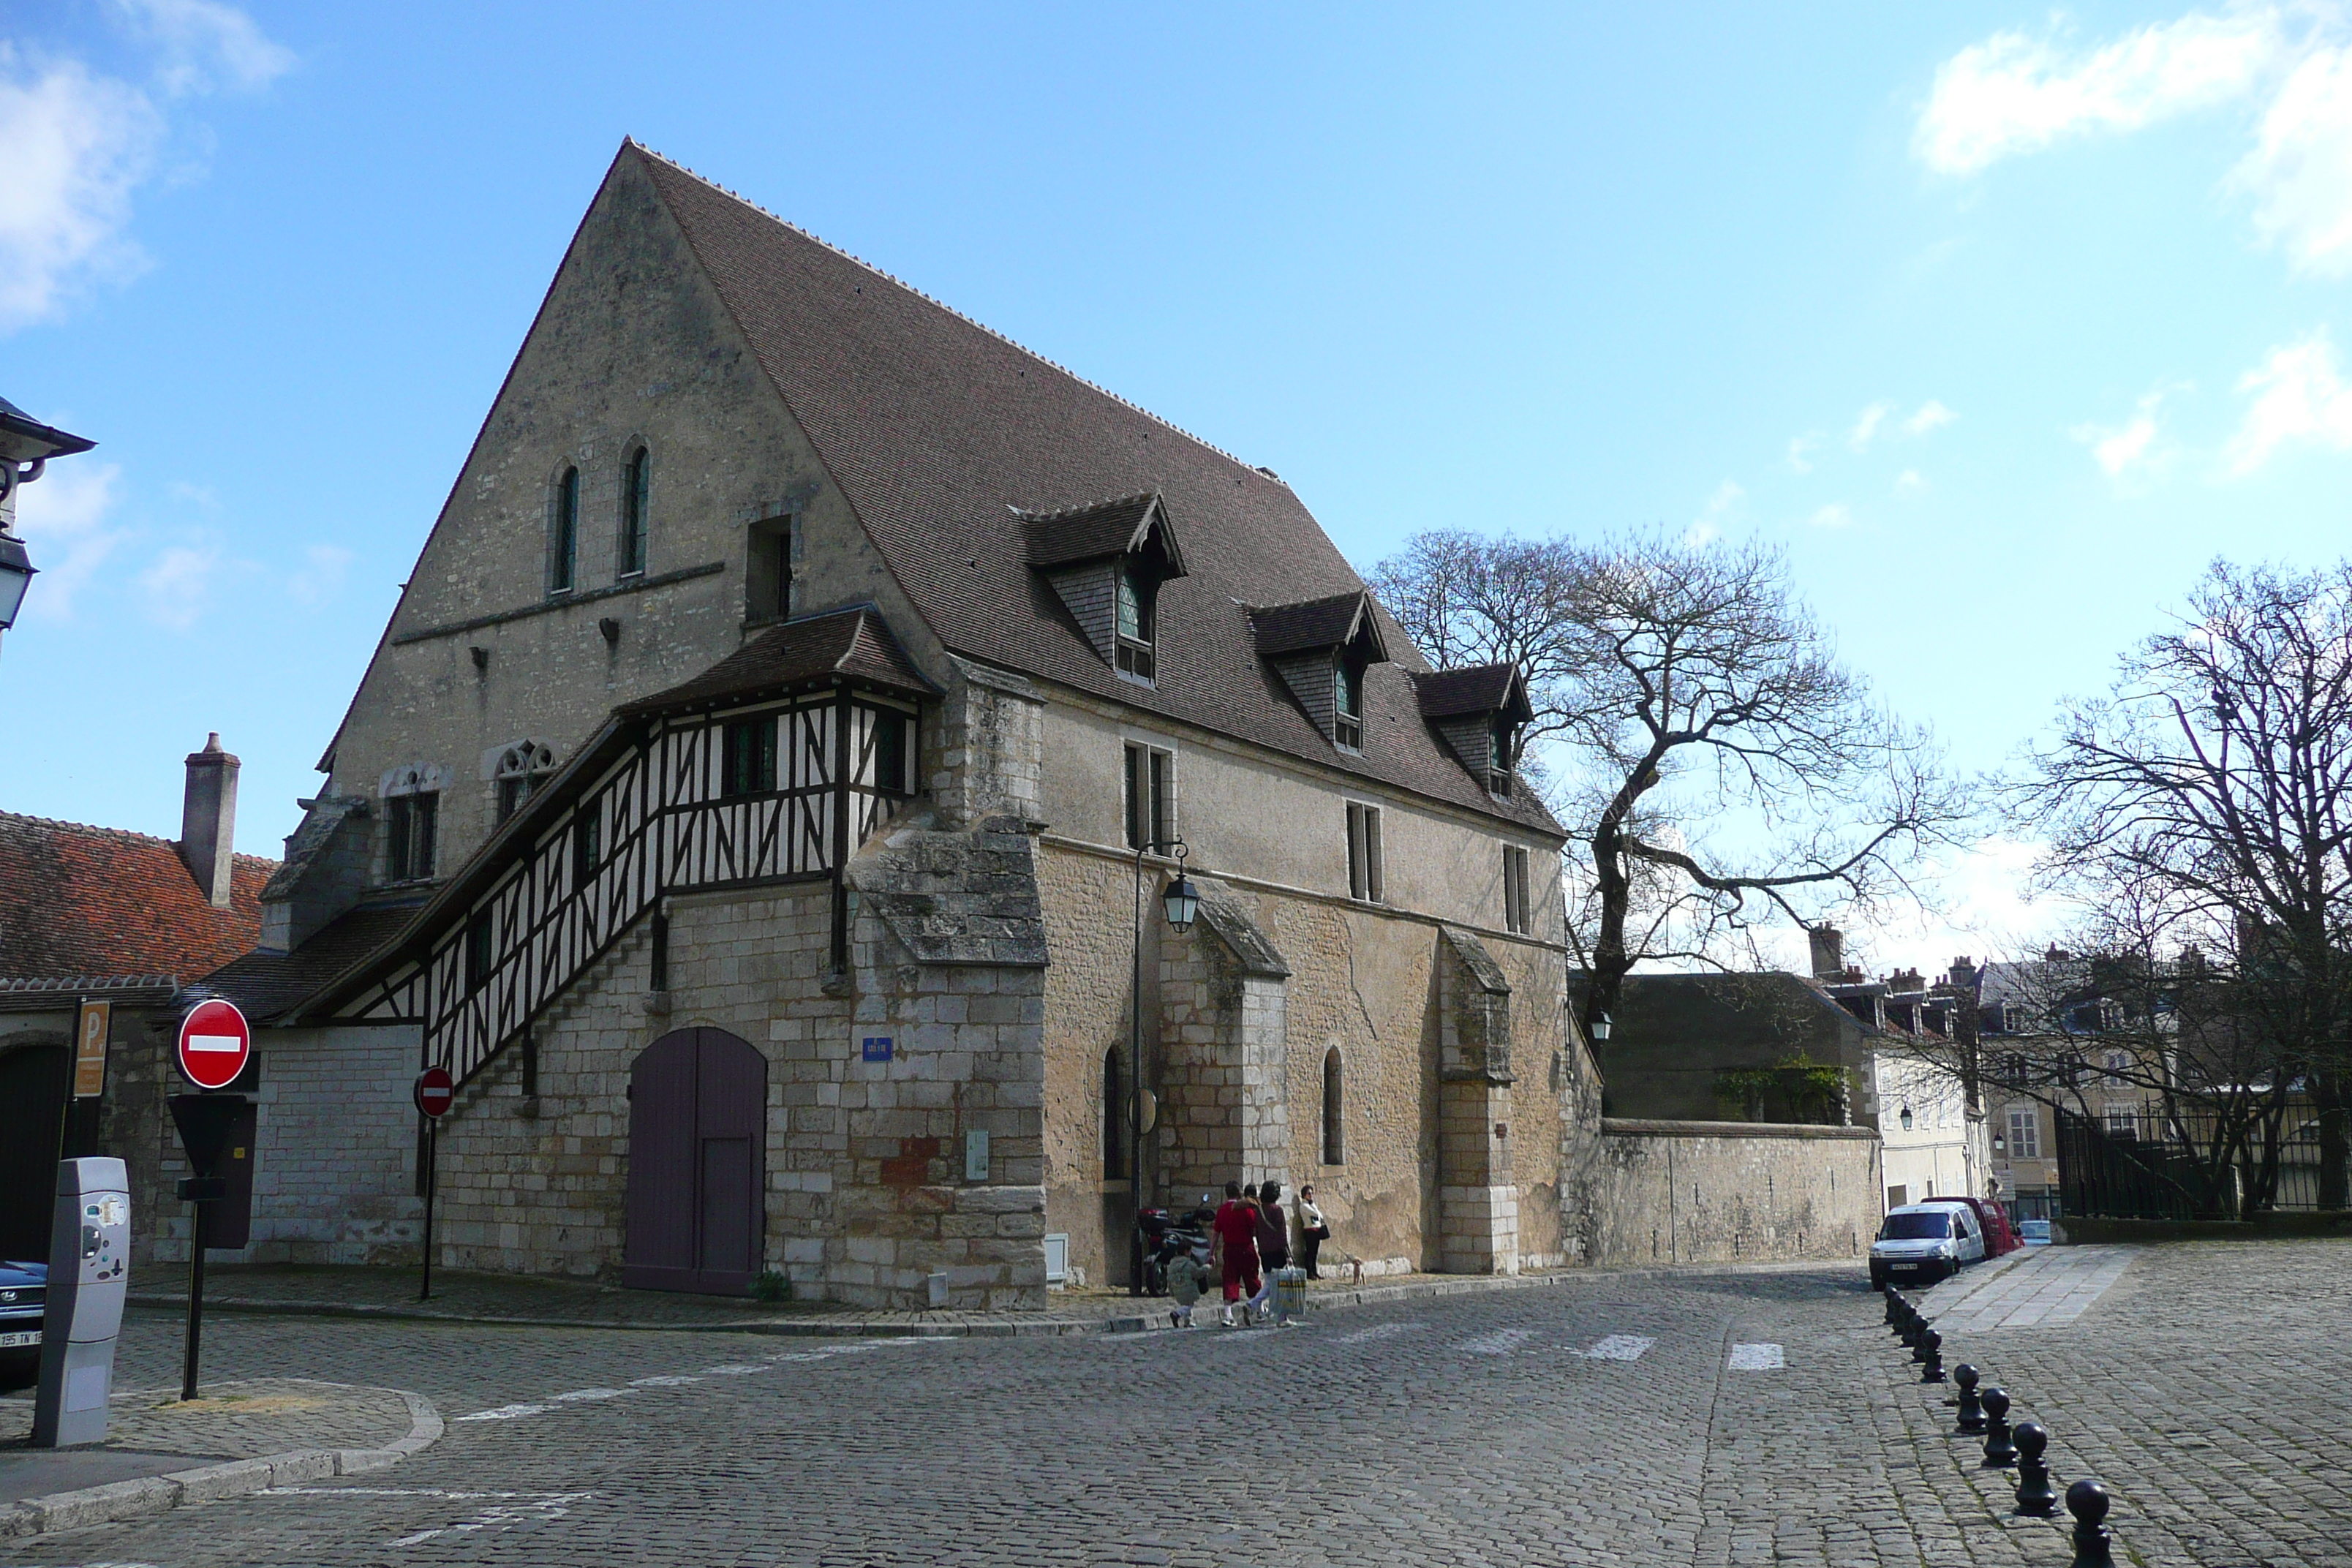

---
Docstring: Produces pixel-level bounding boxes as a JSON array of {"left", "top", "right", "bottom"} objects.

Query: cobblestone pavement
[
  {"left": 1921, "top": 1247, "right": 2138, "bottom": 1332},
  {"left": 4, "top": 1243, "right": 2344, "bottom": 1567},
  {"left": 123, "top": 1263, "right": 1556, "bottom": 1334}
]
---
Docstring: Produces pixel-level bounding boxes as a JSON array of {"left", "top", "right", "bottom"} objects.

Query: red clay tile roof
[
  {"left": 630, "top": 145, "right": 1561, "bottom": 837},
  {"left": 0, "top": 812, "right": 274, "bottom": 984}
]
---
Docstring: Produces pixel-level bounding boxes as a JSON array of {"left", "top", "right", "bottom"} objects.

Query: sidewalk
[
  {"left": 1, "top": 1376, "right": 440, "bottom": 1538},
  {"left": 125, "top": 1259, "right": 1673, "bottom": 1336}
]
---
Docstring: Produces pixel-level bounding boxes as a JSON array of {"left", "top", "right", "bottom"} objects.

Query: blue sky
[{"left": 7, "top": 2, "right": 2352, "bottom": 973}]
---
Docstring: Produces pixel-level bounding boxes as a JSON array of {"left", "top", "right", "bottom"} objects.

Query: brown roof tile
[
  {"left": 0, "top": 812, "right": 273, "bottom": 984},
  {"left": 1249, "top": 592, "right": 1382, "bottom": 659},
  {"left": 630, "top": 145, "right": 1561, "bottom": 837},
  {"left": 617, "top": 606, "right": 936, "bottom": 717}
]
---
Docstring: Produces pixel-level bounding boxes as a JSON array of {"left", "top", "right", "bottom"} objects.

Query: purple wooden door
[{"left": 624, "top": 1028, "right": 766, "bottom": 1294}]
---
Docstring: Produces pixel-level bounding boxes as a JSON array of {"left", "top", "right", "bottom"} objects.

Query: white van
[{"left": 1868, "top": 1200, "right": 1986, "bottom": 1288}]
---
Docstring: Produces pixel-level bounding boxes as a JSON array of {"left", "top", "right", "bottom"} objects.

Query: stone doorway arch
[{"left": 623, "top": 1028, "right": 766, "bottom": 1295}]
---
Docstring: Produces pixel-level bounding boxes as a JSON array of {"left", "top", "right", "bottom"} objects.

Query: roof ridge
[
  {"left": 627, "top": 141, "right": 1277, "bottom": 480},
  {"left": 0, "top": 808, "right": 280, "bottom": 867}
]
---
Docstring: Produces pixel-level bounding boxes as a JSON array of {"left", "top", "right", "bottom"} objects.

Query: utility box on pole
[{"left": 31, "top": 1157, "right": 129, "bottom": 1447}]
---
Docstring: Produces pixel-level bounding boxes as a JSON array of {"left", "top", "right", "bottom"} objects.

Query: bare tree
[
  {"left": 1370, "top": 530, "right": 1967, "bottom": 1029},
  {"left": 2019, "top": 559, "right": 2352, "bottom": 1208}
]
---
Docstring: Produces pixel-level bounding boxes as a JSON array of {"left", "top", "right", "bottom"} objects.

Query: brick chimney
[
  {"left": 180, "top": 732, "right": 240, "bottom": 908},
  {"left": 1806, "top": 922, "right": 1844, "bottom": 979}
]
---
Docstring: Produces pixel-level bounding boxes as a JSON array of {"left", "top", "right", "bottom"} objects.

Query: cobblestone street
[{"left": 4, "top": 1242, "right": 2345, "bottom": 1567}]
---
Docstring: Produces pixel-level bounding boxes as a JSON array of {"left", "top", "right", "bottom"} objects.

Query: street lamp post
[
  {"left": 1128, "top": 836, "right": 1198, "bottom": 1297},
  {"left": 0, "top": 396, "right": 97, "bottom": 641}
]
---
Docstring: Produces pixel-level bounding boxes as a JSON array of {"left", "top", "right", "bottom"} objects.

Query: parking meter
[{"left": 31, "top": 1158, "right": 130, "bottom": 1447}]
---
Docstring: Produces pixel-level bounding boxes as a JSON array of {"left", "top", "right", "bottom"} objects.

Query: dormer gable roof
[
  {"left": 1018, "top": 490, "right": 1187, "bottom": 577},
  {"left": 618, "top": 605, "right": 936, "bottom": 718},
  {"left": 1248, "top": 591, "right": 1389, "bottom": 662},
  {"left": 1414, "top": 663, "right": 1533, "bottom": 724}
]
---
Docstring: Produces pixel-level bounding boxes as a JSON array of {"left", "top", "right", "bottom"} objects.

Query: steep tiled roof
[
  {"left": 617, "top": 606, "right": 937, "bottom": 717},
  {"left": 629, "top": 145, "right": 1560, "bottom": 837},
  {"left": 0, "top": 812, "right": 273, "bottom": 984},
  {"left": 200, "top": 903, "right": 421, "bottom": 1024}
]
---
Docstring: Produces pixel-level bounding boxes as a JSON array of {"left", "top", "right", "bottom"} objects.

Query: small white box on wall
[
  {"left": 964, "top": 1128, "right": 990, "bottom": 1182},
  {"left": 1043, "top": 1233, "right": 1069, "bottom": 1285}
]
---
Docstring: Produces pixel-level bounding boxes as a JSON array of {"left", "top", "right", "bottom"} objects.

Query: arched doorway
[
  {"left": 623, "top": 1028, "right": 766, "bottom": 1294},
  {"left": 0, "top": 1044, "right": 70, "bottom": 1261}
]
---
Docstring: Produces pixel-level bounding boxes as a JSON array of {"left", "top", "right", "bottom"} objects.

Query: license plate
[
  {"left": 1892, "top": 1263, "right": 1922, "bottom": 1272},
  {"left": 0, "top": 1330, "right": 38, "bottom": 1348}
]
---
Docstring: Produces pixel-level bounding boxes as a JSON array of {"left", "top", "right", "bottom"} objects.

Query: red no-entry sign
[
  {"left": 414, "top": 1066, "right": 454, "bottom": 1118},
  {"left": 176, "top": 998, "right": 251, "bottom": 1090}
]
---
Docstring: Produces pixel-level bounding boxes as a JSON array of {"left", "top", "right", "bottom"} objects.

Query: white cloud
[
  {"left": 1847, "top": 400, "right": 1893, "bottom": 452},
  {"left": 0, "top": 6, "right": 290, "bottom": 333},
  {"left": 1916, "top": 9, "right": 2285, "bottom": 176},
  {"left": 111, "top": 0, "right": 294, "bottom": 97},
  {"left": 2229, "top": 41, "right": 2352, "bottom": 274},
  {"left": 1893, "top": 468, "right": 1929, "bottom": 496},
  {"left": 1786, "top": 434, "right": 1819, "bottom": 475},
  {"left": 11, "top": 460, "right": 127, "bottom": 619},
  {"left": 1920, "top": 8, "right": 2352, "bottom": 277},
  {"left": 137, "top": 541, "right": 219, "bottom": 627},
  {"left": 1686, "top": 480, "right": 1743, "bottom": 548},
  {"left": 2226, "top": 331, "right": 2352, "bottom": 471},
  {"left": 1806, "top": 502, "right": 1854, "bottom": 529},
  {"left": 0, "top": 48, "right": 165, "bottom": 331},
  {"left": 1905, "top": 399, "right": 1957, "bottom": 435}
]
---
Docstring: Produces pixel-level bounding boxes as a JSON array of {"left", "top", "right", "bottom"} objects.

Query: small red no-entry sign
[
  {"left": 176, "top": 998, "right": 251, "bottom": 1090},
  {"left": 414, "top": 1066, "right": 455, "bottom": 1118}
]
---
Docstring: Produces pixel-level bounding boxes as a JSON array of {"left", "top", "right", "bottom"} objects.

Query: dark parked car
[{"left": 0, "top": 1259, "right": 45, "bottom": 1391}]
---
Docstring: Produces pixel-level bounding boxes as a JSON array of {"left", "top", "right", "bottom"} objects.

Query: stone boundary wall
[{"left": 1583, "top": 1117, "right": 1881, "bottom": 1267}]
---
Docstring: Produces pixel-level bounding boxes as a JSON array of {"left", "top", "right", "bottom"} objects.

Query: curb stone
[{"left": 1, "top": 1385, "right": 441, "bottom": 1540}]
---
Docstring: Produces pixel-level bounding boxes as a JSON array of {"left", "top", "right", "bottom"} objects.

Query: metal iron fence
[{"left": 2055, "top": 1106, "right": 2329, "bottom": 1218}]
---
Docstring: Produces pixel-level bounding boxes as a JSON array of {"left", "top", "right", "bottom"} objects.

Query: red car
[{"left": 1950, "top": 1196, "right": 2022, "bottom": 1257}]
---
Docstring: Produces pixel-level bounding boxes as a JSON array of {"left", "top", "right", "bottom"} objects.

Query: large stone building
[{"left": 191, "top": 142, "right": 1587, "bottom": 1308}]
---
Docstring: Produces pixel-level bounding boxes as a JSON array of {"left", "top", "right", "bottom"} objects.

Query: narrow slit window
[
  {"left": 1124, "top": 741, "right": 1175, "bottom": 852},
  {"left": 619, "top": 448, "right": 649, "bottom": 578},
  {"left": 551, "top": 466, "right": 578, "bottom": 595},
  {"left": 747, "top": 516, "right": 793, "bottom": 622},
  {"left": 385, "top": 791, "right": 438, "bottom": 883},
  {"left": 1503, "top": 844, "right": 1532, "bottom": 934},
  {"left": 573, "top": 804, "right": 602, "bottom": 888},
  {"left": 464, "top": 911, "right": 493, "bottom": 992},
  {"left": 1346, "top": 802, "right": 1384, "bottom": 902},
  {"left": 1103, "top": 1047, "right": 1125, "bottom": 1177},
  {"left": 868, "top": 708, "right": 912, "bottom": 796},
  {"left": 1322, "top": 1047, "right": 1345, "bottom": 1166}
]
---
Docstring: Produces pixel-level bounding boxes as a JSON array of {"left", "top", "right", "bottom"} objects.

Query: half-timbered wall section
[{"left": 337, "top": 690, "right": 916, "bottom": 1085}]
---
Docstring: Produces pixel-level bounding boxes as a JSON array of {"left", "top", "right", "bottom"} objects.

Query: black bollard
[
  {"left": 1910, "top": 1318, "right": 1934, "bottom": 1362},
  {"left": 1954, "top": 1364, "right": 1986, "bottom": 1433},
  {"left": 1883, "top": 1286, "right": 1901, "bottom": 1326},
  {"left": 2066, "top": 1479, "right": 2114, "bottom": 1566},
  {"left": 1900, "top": 1303, "right": 1924, "bottom": 1349},
  {"left": 2013, "top": 1422, "right": 2058, "bottom": 1516},
  {"left": 1980, "top": 1387, "right": 2017, "bottom": 1467},
  {"left": 1919, "top": 1328, "right": 1945, "bottom": 1384}
]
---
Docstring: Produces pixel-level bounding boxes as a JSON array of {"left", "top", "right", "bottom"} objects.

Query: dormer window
[
  {"left": 1250, "top": 590, "right": 1390, "bottom": 751},
  {"left": 1019, "top": 490, "right": 1188, "bottom": 688},
  {"left": 1115, "top": 562, "right": 1157, "bottom": 681},
  {"left": 1334, "top": 657, "right": 1363, "bottom": 750},
  {"left": 1413, "top": 663, "right": 1534, "bottom": 793}
]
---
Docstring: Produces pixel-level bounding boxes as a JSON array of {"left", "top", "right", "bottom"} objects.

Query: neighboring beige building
[{"left": 200, "top": 142, "right": 1584, "bottom": 1309}]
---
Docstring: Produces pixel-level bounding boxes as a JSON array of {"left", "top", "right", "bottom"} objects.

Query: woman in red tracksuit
[{"left": 1210, "top": 1180, "right": 1261, "bottom": 1328}]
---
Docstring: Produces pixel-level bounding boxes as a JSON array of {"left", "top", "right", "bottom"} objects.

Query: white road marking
[
  {"left": 385, "top": 1490, "right": 595, "bottom": 1547},
  {"left": 1335, "top": 1322, "right": 1417, "bottom": 1345},
  {"left": 1570, "top": 1335, "right": 1656, "bottom": 1361},
  {"left": 550, "top": 1387, "right": 633, "bottom": 1401},
  {"left": 265, "top": 1488, "right": 546, "bottom": 1499},
  {"left": 764, "top": 1352, "right": 834, "bottom": 1362},
  {"left": 629, "top": 1375, "right": 700, "bottom": 1387},
  {"left": 1457, "top": 1328, "right": 1537, "bottom": 1356},
  {"left": 699, "top": 1363, "right": 768, "bottom": 1374},
  {"left": 1728, "top": 1342, "right": 1784, "bottom": 1370},
  {"left": 453, "top": 1403, "right": 551, "bottom": 1422}
]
